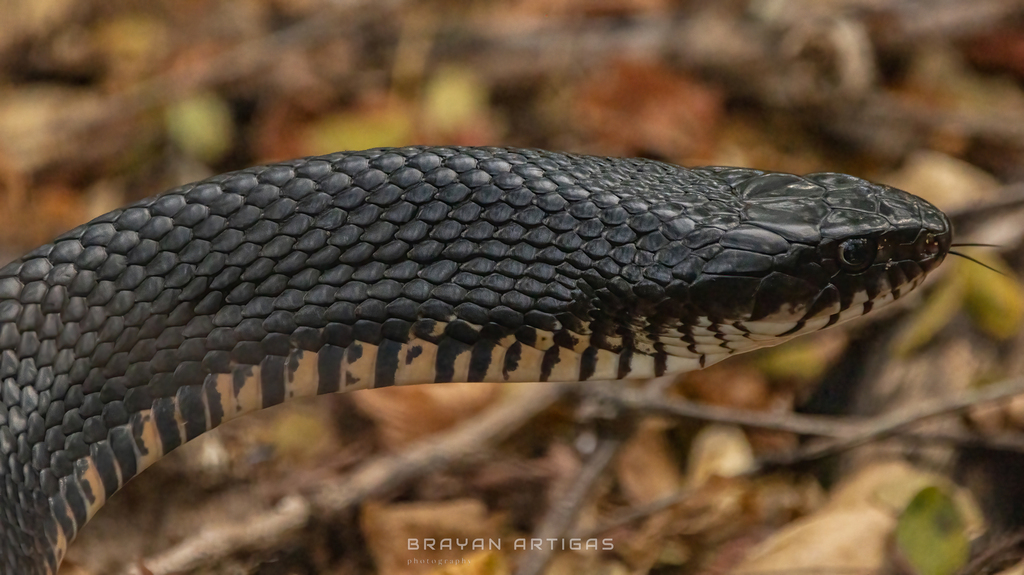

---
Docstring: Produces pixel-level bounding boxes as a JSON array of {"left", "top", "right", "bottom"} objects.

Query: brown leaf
[
  {"left": 686, "top": 425, "right": 754, "bottom": 487},
  {"left": 0, "top": 182, "right": 94, "bottom": 254},
  {"left": 883, "top": 150, "right": 1000, "bottom": 213},
  {"left": 678, "top": 365, "right": 772, "bottom": 411},
  {"left": 735, "top": 461, "right": 985, "bottom": 574},
  {"left": 733, "top": 506, "right": 894, "bottom": 574},
  {"left": 616, "top": 418, "right": 683, "bottom": 505},
  {"left": 351, "top": 383, "right": 500, "bottom": 450},
  {"left": 573, "top": 60, "right": 722, "bottom": 160},
  {"left": 361, "top": 499, "right": 501, "bottom": 575},
  {"left": 493, "top": 0, "right": 673, "bottom": 21},
  {"left": 965, "top": 28, "right": 1024, "bottom": 79}
]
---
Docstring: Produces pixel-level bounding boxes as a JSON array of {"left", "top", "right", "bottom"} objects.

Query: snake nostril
[{"left": 921, "top": 232, "right": 940, "bottom": 257}]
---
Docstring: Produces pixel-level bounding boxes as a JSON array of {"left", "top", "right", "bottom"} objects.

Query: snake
[{"left": 0, "top": 146, "right": 951, "bottom": 574}]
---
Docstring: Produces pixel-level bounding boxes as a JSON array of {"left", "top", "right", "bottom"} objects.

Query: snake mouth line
[
  {"left": 718, "top": 276, "right": 925, "bottom": 344},
  {"left": 651, "top": 275, "right": 927, "bottom": 357},
  {"left": 779, "top": 277, "right": 925, "bottom": 338}
]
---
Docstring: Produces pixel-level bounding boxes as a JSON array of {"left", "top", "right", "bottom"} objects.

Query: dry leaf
[
  {"left": 0, "top": 86, "right": 104, "bottom": 172},
  {"left": 883, "top": 149, "right": 1000, "bottom": 212},
  {"left": 361, "top": 499, "right": 500, "bottom": 575},
  {"left": 573, "top": 60, "right": 721, "bottom": 159},
  {"left": 967, "top": 386, "right": 1024, "bottom": 435},
  {"left": 431, "top": 550, "right": 509, "bottom": 575},
  {"left": 734, "top": 506, "right": 894, "bottom": 574},
  {"left": 352, "top": 382, "right": 499, "bottom": 449},
  {"left": 0, "top": 182, "right": 89, "bottom": 252},
  {"left": 1007, "top": 394, "right": 1024, "bottom": 428},
  {"left": 965, "top": 26, "right": 1024, "bottom": 76},
  {"left": 541, "top": 551, "right": 631, "bottom": 575},
  {"left": 0, "top": 0, "right": 77, "bottom": 51},
  {"left": 302, "top": 96, "right": 415, "bottom": 156},
  {"left": 755, "top": 329, "right": 848, "bottom": 383},
  {"left": 258, "top": 402, "right": 342, "bottom": 466},
  {"left": 93, "top": 14, "right": 169, "bottom": 81},
  {"left": 421, "top": 65, "right": 500, "bottom": 144},
  {"left": 616, "top": 418, "right": 683, "bottom": 505},
  {"left": 735, "top": 462, "right": 985, "bottom": 574},
  {"left": 686, "top": 424, "right": 754, "bottom": 486},
  {"left": 679, "top": 365, "right": 771, "bottom": 411},
  {"left": 968, "top": 401, "right": 1010, "bottom": 435}
]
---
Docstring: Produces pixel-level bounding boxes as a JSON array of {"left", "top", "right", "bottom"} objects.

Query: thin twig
[
  {"left": 514, "top": 436, "right": 624, "bottom": 575},
  {"left": 576, "top": 426, "right": 1024, "bottom": 541},
  {"left": 122, "top": 496, "right": 311, "bottom": 575},
  {"left": 766, "top": 375, "right": 1024, "bottom": 465},
  {"left": 573, "top": 489, "right": 696, "bottom": 540},
  {"left": 588, "top": 377, "right": 1024, "bottom": 458},
  {"left": 895, "top": 428, "right": 1024, "bottom": 453},
  {"left": 958, "top": 531, "right": 1024, "bottom": 575},
  {"left": 589, "top": 381, "right": 863, "bottom": 437}
]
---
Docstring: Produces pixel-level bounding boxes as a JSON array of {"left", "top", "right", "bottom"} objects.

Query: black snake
[{"left": 0, "top": 146, "right": 951, "bottom": 574}]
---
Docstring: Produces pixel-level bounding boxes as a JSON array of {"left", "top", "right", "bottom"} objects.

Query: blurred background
[{"left": 4, "top": 0, "right": 1024, "bottom": 574}]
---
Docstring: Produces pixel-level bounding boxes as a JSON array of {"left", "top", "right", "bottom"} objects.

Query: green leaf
[
  {"left": 961, "top": 255, "right": 1024, "bottom": 340},
  {"left": 756, "top": 336, "right": 840, "bottom": 381},
  {"left": 891, "top": 272, "right": 964, "bottom": 357},
  {"left": 894, "top": 486, "right": 970, "bottom": 575},
  {"left": 304, "top": 108, "right": 413, "bottom": 155},
  {"left": 165, "top": 92, "right": 234, "bottom": 163},
  {"left": 422, "top": 66, "right": 488, "bottom": 132}
]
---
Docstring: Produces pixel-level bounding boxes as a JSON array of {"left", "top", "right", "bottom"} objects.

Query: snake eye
[{"left": 838, "top": 238, "right": 876, "bottom": 272}]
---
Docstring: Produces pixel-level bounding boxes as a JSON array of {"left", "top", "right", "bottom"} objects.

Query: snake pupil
[{"left": 838, "top": 238, "right": 876, "bottom": 272}]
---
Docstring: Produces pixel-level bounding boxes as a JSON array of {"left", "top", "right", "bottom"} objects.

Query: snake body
[{"left": 0, "top": 146, "right": 950, "bottom": 574}]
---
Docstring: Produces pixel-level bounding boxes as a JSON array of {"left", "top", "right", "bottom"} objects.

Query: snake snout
[{"left": 915, "top": 221, "right": 953, "bottom": 274}]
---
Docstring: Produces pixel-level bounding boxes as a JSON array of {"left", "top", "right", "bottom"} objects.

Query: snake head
[{"left": 652, "top": 169, "right": 952, "bottom": 349}]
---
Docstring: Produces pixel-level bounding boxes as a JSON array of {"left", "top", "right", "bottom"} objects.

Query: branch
[
  {"left": 765, "top": 375, "right": 1024, "bottom": 465},
  {"left": 588, "top": 381, "right": 862, "bottom": 437},
  {"left": 572, "top": 489, "right": 696, "bottom": 541},
  {"left": 120, "top": 496, "right": 310, "bottom": 575},
  {"left": 589, "top": 376, "right": 1024, "bottom": 461}
]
